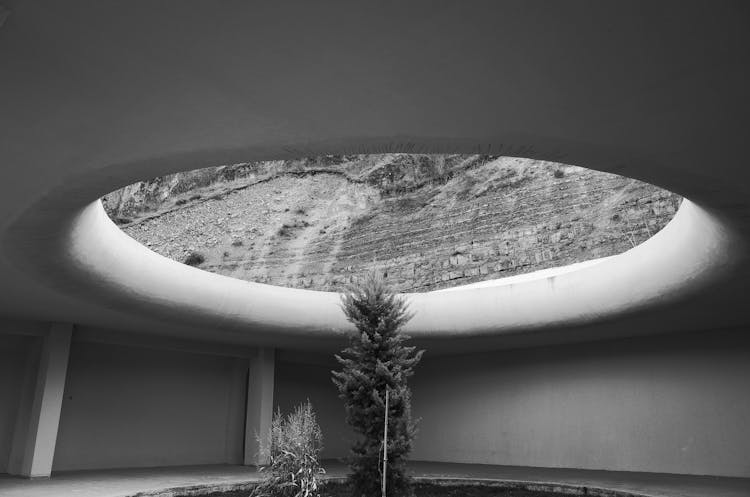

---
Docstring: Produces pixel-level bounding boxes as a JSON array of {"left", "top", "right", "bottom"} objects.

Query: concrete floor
[{"left": 0, "top": 461, "right": 748, "bottom": 497}]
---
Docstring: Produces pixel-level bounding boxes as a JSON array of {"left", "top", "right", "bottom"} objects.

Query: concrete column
[
  {"left": 244, "top": 347, "right": 275, "bottom": 467},
  {"left": 224, "top": 357, "right": 248, "bottom": 464},
  {"left": 8, "top": 323, "right": 72, "bottom": 478}
]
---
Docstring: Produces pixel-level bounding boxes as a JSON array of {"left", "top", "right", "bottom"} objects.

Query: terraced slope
[{"left": 103, "top": 155, "right": 680, "bottom": 292}]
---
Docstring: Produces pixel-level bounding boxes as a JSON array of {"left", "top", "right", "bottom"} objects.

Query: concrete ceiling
[{"left": 0, "top": 1, "right": 748, "bottom": 354}]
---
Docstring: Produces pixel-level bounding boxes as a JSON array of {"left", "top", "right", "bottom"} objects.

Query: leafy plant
[
  {"left": 332, "top": 273, "right": 424, "bottom": 497},
  {"left": 253, "top": 401, "right": 325, "bottom": 497}
]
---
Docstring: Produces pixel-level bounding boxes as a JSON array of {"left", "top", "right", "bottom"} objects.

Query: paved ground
[
  {"left": 0, "top": 461, "right": 748, "bottom": 497},
  {"left": 407, "top": 461, "right": 750, "bottom": 497}
]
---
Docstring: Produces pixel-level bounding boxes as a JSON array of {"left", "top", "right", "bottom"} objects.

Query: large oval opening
[{"left": 103, "top": 154, "right": 680, "bottom": 293}]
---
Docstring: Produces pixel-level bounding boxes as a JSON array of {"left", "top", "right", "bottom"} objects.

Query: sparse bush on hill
[
  {"left": 278, "top": 220, "right": 311, "bottom": 237},
  {"left": 252, "top": 401, "right": 324, "bottom": 497},
  {"left": 351, "top": 212, "right": 376, "bottom": 227},
  {"left": 183, "top": 251, "right": 205, "bottom": 266}
]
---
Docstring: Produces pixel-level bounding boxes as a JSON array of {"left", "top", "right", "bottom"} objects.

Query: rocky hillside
[{"left": 103, "top": 155, "right": 681, "bottom": 292}]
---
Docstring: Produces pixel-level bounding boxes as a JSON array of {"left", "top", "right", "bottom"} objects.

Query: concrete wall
[
  {"left": 274, "top": 360, "right": 351, "bottom": 460},
  {"left": 5, "top": 326, "right": 749, "bottom": 477},
  {"left": 52, "top": 341, "right": 246, "bottom": 471},
  {"left": 275, "top": 330, "right": 750, "bottom": 477},
  {"left": 0, "top": 334, "right": 37, "bottom": 474},
  {"left": 410, "top": 329, "right": 750, "bottom": 478}
]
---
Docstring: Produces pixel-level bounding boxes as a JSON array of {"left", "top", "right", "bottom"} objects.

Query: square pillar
[
  {"left": 224, "top": 357, "right": 248, "bottom": 464},
  {"left": 8, "top": 323, "right": 72, "bottom": 478},
  {"left": 244, "top": 347, "right": 275, "bottom": 467}
]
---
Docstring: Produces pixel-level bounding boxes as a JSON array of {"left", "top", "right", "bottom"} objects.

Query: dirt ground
[{"left": 186, "top": 480, "right": 573, "bottom": 497}]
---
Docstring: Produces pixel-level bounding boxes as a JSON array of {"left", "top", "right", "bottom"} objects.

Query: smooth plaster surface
[
  {"left": 274, "top": 359, "right": 352, "bottom": 460},
  {"left": 0, "top": 0, "right": 749, "bottom": 483},
  {"left": 244, "top": 347, "right": 275, "bottom": 466},
  {"left": 3, "top": 327, "right": 750, "bottom": 478},
  {"left": 0, "top": 334, "right": 35, "bottom": 473},
  {"left": 0, "top": 1, "right": 748, "bottom": 353},
  {"left": 408, "top": 329, "right": 750, "bottom": 478},
  {"left": 52, "top": 341, "right": 245, "bottom": 471},
  {"left": 269, "top": 330, "right": 750, "bottom": 478},
  {"left": 17, "top": 324, "right": 72, "bottom": 477}
]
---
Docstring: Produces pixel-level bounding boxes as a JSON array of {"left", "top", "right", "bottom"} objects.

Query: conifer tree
[{"left": 332, "top": 274, "right": 424, "bottom": 497}]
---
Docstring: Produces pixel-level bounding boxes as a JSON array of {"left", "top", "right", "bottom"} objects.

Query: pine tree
[{"left": 331, "top": 274, "right": 424, "bottom": 497}]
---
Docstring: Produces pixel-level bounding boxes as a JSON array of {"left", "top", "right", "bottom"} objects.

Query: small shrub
[
  {"left": 554, "top": 169, "right": 565, "bottom": 178},
  {"left": 183, "top": 251, "right": 205, "bottom": 266},
  {"left": 232, "top": 239, "right": 244, "bottom": 247},
  {"left": 295, "top": 207, "right": 306, "bottom": 215},
  {"left": 277, "top": 220, "right": 310, "bottom": 237},
  {"left": 253, "top": 401, "right": 325, "bottom": 497},
  {"left": 351, "top": 212, "right": 375, "bottom": 227}
]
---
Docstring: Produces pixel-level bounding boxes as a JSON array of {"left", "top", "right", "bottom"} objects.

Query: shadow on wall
[{"left": 274, "top": 359, "right": 352, "bottom": 460}]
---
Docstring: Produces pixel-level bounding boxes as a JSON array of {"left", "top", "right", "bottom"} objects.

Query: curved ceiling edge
[
  {"left": 1, "top": 138, "right": 744, "bottom": 351},
  {"left": 11, "top": 195, "right": 738, "bottom": 345}
]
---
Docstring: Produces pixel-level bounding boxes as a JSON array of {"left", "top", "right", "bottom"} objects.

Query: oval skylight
[{"left": 103, "top": 154, "right": 680, "bottom": 292}]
